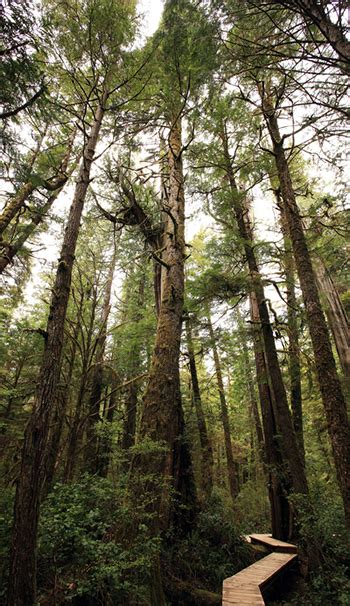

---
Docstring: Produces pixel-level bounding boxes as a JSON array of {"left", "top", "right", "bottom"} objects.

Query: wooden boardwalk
[
  {"left": 222, "top": 535, "right": 297, "bottom": 605},
  {"left": 249, "top": 534, "right": 297, "bottom": 554}
]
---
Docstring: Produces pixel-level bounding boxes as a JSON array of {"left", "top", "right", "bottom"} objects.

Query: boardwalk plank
[
  {"left": 249, "top": 534, "right": 297, "bottom": 553},
  {"left": 222, "top": 551, "right": 297, "bottom": 606}
]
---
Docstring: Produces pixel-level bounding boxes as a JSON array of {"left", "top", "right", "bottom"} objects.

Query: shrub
[
  {"left": 38, "top": 475, "right": 160, "bottom": 605},
  {"left": 164, "top": 490, "right": 254, "bottom": 593}
]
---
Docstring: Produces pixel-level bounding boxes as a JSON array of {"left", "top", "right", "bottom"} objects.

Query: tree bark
[
  {"left": 6, "top": 94, "right": 106, "bottom": 606},
  {"left": 64, "top": 284, "right": 99, "bottom": 481},
  {"left": 130, "top": 119, "right": 196, "bottom": 533},
  {"left": 260, "top": 85, "right": 350, "bottom": 531}
]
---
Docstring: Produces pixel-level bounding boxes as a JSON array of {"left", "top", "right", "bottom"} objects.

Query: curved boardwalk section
[{"left": 222, "top": 535, "right": 297, "bottom": 605}]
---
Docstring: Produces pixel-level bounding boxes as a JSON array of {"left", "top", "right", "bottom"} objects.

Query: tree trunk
[
  {"left": 6, "top": 94, "right": 106, "bottom": 606},
  {"left": 84, "top": 247, "right": 116, "bottom": 473},
  {"left": 97, "top": 373, "right": 119, "bottom": 478},
  {"left": 130, "top": 119, "right": 197, "bottom": 529},
  {"left": 220, "top": 124, "right": 308, "bottom": 499},
  {"left": 261, "top": 86, "right": 350, "bottom": 531},
  {"left": 250, "top": 292, "right": 291, "bottom": 540},
  {"left": 121, "top": 271, "right": 146, "bottom": 458},
  {"left": 0, "top": 182, "right": 36, "bottom": 238},
  {"left": 0, "top": 132, "right": 45, "bottom": 238},
  {"left": 277, "top": 193, "right": 305, "bottom": 463},
  {"left": 313, "top": 257, "right": 350, "bottom": 377},
  {"left": 236, "top": 309, "right": 265, "bottom": 460},
  {"left": 277, "top": 0, "right": 350, "bottom": 72},
  {"left": 207, "top": 311, "right": 238, "bottom": 502},
  {"left": 64, "top": 285, "right": 99, "bottom": 482},
  {"left": 44, "top": 293, "right": 83, "bottom": 491},
  {"left": 185, "top": 315, "right": 214, "bottom": 498}
]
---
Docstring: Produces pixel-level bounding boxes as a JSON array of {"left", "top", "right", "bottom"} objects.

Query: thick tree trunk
[
  {"left": 130, "top": 119, "right": 190, "bottom": 526},
  {"left": 6, "top": 96, "right": 106, "bottom": 606},
  {"left": 261, "top": 88, "right": 350, "bottom": 531},
  {"left": 130, "top": 119, "right": 197, "bottom": 605},
  {"left": 313, "top": 257, "right": 350, "bottom": 377},
  {"left": 185, "top": 316, "right": 214, "bottom": 498},
  {"left": 207, "top": 311, "right": 238, "bottom": 502}
]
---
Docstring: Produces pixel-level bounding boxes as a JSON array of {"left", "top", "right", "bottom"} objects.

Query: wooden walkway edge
[{"left": 222, "top": 535, "right": 298, "bottom": 605}]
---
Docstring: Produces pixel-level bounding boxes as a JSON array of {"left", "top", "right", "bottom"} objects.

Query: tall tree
[
  {"left": 6, "top": 2, "right": 136, "bottom": 603},
  {"left": 258, "top": 79, "right": 350, "bottom": 532}
]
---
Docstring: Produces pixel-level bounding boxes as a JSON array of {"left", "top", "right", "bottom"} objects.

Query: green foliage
[
  {"left": 165, "top": 490, "right": 253, "bottom": 593},
  {"left": 38, "top": 475, "right": 160, "bottom": 604},
  {"left": 0, "top": 0, "right": 44, "bottom": 120},
  {"left": 286, "top": 479, "right": 350, "bottom": 605},
  {"left": 0, "top": 487, "right": 15, "bottom": 602}
]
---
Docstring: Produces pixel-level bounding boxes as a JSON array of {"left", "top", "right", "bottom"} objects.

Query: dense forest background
[{"left": 0, "top": 0, "right": 349, "bottom": 605}]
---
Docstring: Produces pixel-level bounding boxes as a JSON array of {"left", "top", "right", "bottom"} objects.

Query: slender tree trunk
[
  {"left": 6, "top": 94, "right": 106, "bottom": 606},
  {"left": 236, "top": 310, "right": 265, "bottom": 459},
  {"left": 98, "top": 373, "right": 119, "bottom": 478},
  {"left": 220, "top": 125, "right": 308, "bottom": 498},
  {"left": 0, "top": 190, "right": 59, "bottom": 273},
  {"left": 44, "top": 296, "right": 82, "bottom": 490},
  {"left": 64, "top": 286, "right": 99, "bottom": 482},
  {"left": 84, "top": 247, "right": 116, "bottom": 473},
  {"left": 121, "top": 271, "right": 146, "bottom": 457},
  {"left": 0, "top": 132, "right": 45, "bottom": 238},
  {"left": 261, "top": 87, "right": 350, "bottom": 531},
  {"left": 250, "top": 292, "right": 291, "bottom": 540},
  {"left": 279, "top": 0, "right": 350, "bottom": 71},
  {"left": 313, "top": 257, "right": 350, "bottom": 377},
  {"left": 277, "top": 194, "right": 305, "bottom": 463},
  {"left": 207, "top": 311, "right": 238, "bottom": 502},
  {"left": 185, "top": 316, "right": 214, "bottom": 498}
]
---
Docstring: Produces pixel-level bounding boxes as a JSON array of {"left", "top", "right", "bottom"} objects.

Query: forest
[{"left": 0, "top": 0, "right": 349, "bottom": 605}]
